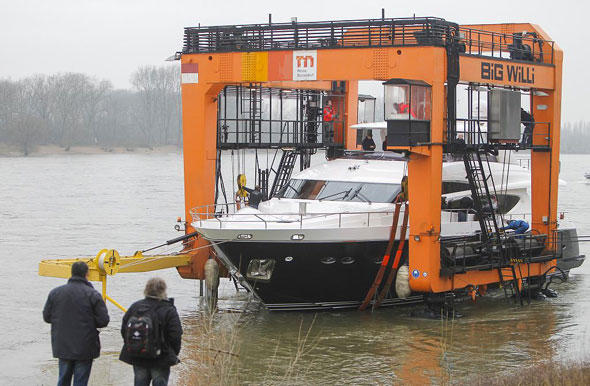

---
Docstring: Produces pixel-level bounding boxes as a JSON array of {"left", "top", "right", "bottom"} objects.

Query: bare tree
[
  {"left": 131, "top": 65, "right": 181, "bottom": 146},
  {"left": 47, "top": 73, "right": 89, "bottom": 148},
  {"left": 0, "top": 64, "right": 182, "bottom": 153},
  {"left": 4, "top": 80, "right": 44, "bottom": 155},
  {"left": 80, "top": 79, "right": 113, "bottom": 145},
  {"left": 0, "top": 79, "right": 19, "bottom": 142}
]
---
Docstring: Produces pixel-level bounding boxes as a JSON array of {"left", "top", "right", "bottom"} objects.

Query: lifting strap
[
  {"left": 374, "top": 202, "right": 409, "bottom": 308},
  {"left": 359, "top": 201, "right": 402, "bottom": 311}
]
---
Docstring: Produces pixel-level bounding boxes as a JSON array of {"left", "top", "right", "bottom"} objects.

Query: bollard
[
  {"left": 204, "top": 258, "right": 220, "bottom": 312},
  {"left": 395, "top": 265, "right": 411, "bottom": 299}
]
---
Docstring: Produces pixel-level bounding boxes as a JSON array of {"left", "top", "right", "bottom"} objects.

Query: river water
[{"left": 1, "top": 152, "right": 589, "bottom": 385}]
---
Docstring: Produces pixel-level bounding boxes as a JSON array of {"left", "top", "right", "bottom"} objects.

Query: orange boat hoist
[
  {"left": 175, "top": 15, "right": 564, "bottom": 312},
  {"left": 39, "top": 14, "right": 568, "bottom": 313}
]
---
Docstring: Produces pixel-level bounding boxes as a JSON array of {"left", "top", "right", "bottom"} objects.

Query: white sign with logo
[{"left": 293, "top": 50, "right": 317, "bottom": 81}]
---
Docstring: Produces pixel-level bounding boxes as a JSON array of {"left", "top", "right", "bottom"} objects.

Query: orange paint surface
[{"left": 178, "top": 22, "right": 561, "bottom": 289}]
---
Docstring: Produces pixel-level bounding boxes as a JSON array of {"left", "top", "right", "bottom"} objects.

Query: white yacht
[{"left": 191, "top": 151, "right": 575, "bottom": 310}]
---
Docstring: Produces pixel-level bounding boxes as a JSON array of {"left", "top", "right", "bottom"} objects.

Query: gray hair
[{"left": 144, "top": 277, "right": 167, "bottom": 300}]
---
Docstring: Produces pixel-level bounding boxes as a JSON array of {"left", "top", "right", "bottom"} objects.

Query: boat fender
[
  {"left": 395, "top": 265, "right": 411, "bottom": 299},
  {"left": 204, "top": 258, "right": 220, "bottom": 311}
]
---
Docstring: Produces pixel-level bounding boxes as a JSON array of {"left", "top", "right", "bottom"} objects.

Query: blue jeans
[
  {"left": 133, "top": 365, "right": 170, "bottom": 386},
  {"left": 58, "top": 359, "right": 93, "bottom": 386}
]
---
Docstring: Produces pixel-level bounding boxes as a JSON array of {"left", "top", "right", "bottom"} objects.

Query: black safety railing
[
  {"left": 217, "top": 85, "right": 345, "bottom": 149},
  {"left": 218, "top": 119, "right": 337, "bottom": 149},
  {"left": 182, "top": 17, "right": 554, "bottom": 65},
  {"left": 184, "top": 17, "right": 456, "bottom": 53},
  {"left": 440, "top": 230, "right": 561, "bottom": 276},
  {"left": 453, "top": 118, "right": 551, "bottom": 151},
  {"left": 458, "top": 27, "right": 554, "bottom": 65}
]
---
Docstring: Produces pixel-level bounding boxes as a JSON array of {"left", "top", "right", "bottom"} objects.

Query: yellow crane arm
[{"left": 38, "top": 250, "right": 192, "bottom": 312}]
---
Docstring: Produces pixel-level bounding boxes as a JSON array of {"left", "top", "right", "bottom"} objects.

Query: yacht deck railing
[
  {"left": 190, "top": 203, "right": 400, "bottom": 230},
  {"left": 190, "top": 203, "right": 559, "bottom": 230}
]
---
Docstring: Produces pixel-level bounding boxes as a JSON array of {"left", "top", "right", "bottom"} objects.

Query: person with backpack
[
  {"left": 43, "top": 261, "right": 110, "bottom": 386},
  {"left": 120, "top": 277, "right": 183, "bottom": 386}
]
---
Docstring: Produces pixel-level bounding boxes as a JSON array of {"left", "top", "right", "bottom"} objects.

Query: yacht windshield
[{"left": 278, "top": 179, "right": 401, "bottom": 203}]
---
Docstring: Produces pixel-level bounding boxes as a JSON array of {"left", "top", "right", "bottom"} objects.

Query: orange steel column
[
  {"left": 407, "top": 79, "right": 446, "bottom": 293},
  {"left": 531, "top": 48, "right": 562, "bottom": 252},
  {"left": 344, "top": 80, "right": 359, "bottom": 150},
  {"left": 177, "top": 82, "right": 223, "bottom": 280}
]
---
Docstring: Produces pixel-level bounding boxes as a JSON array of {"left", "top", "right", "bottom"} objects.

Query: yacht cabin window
[
  {"left": 278, "top": 179, "right": 401, "bottom": 203},
  {"left": 442, "top": 181, "right": 471, "bottom": 194}
]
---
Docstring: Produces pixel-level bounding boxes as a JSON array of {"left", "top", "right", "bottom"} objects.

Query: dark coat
[
  {"left": 43, "top": 276, "right": 110, "bottom": 360},
  {"left": 244, "top": 186, "right": 263, "bottom": 209},
  {"left": 362, "top": 137, "right": 376, "bottom": 151},
  {"left": 119, "top": 297, "right": 183, "bottom": 368}
]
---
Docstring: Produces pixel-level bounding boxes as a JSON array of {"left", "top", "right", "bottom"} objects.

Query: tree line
[
  {"left": 1, "top": 68, "right": 587, "bottom": 155},
  {"left": 561, "top": 122, "right": 590, "bottom": 154},
  {"left": 0, "top": 65, "right": 181, "bottom": 155}
]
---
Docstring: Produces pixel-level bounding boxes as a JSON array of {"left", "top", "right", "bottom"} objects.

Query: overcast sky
[{"left": 1, "top": 0, "right": 588, "bottom": 121}]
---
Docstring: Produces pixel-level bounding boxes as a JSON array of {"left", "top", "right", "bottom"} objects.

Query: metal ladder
[
  {"left": 498, "top": 266, "right": 524, "bottom": 305},
  {"left": 463, "top": 150, "right": 522, "bottom": 304},
  {"left": 269, "top": 150, "right": 299, "bottom": 197},
  {"left": 240, "top": 84, "right": 263, "bottom": 144},
  {"left": 463, "top": 150, "right": 502, "bottom": 244}
]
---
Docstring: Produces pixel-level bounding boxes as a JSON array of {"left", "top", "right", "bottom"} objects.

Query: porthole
[
  {"left": 341, "top": 256, "right": 355, "bottom": 265},
  {"left": 320, "top": 256, "right": 336, "bottom": 264}
]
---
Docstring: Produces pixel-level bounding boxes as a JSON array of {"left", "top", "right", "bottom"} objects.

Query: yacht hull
[{"left": 214, "top": 240, "right": 411, "bottom": 307}]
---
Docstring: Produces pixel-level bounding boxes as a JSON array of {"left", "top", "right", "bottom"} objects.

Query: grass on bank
[
  {"left": 474, "top": 360, "right": 590, "bottom": 385},
  {"left": 174, "top": 302, "right": 588, "bottom": 385},
  {"left": 176, "top": 311, "right": 319, "bottom": 385}
]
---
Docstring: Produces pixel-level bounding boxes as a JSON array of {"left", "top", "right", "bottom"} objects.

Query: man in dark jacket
[
  {"left": 243, "top": 185, "right": 264, "bottom": 209},
  {"left": 43, "top": 261, "right": 110, "bottom": 386},
  {"left": 362, "top": 132, "right": 376, "bottom": 151},
  {"left": 520, "top": 108, "right": 535, "bottom": 146},
  {"left": 120, "top": 277, "right": 182, "bottom": 386}
]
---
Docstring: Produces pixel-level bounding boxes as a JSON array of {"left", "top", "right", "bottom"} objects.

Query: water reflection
[{"left": 176, "top": 275, "right": 587, "bottom": 384}]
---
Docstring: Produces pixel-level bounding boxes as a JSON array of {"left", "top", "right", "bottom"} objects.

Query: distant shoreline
[
  {"left": 2, "top": 143, "right": 588, "bottom": 157},
  {"left": 0, "top": 144, "right": 182, "bottom": 157}
]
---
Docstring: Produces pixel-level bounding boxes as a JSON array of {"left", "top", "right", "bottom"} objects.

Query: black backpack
[{"left": 124, "top": 303, "right": 163, "bottom": 359}]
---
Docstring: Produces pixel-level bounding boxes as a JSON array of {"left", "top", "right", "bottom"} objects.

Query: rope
[
  {"left": 231, "top": 149, "right": 236, "bottom": 199},
  {"left": 498, "top": 150, "right": 512, "bottom": 225},
  {"left": 500, "top": 152, "right": 508, "bottom": 193},
  {"left": 374, "top": 201, "right": 410, "bottom": 309},
  {"left": 255, "top": 149, "right": 259, "bottom": 186},
  {"left": 237, "top": 148, "right": 241, "bottom": 177},
  {"left": 504, "top": 150, "right": 511, "bottom": 197},
  {"left": 359, "top": 201, "right": 402, "bottom": 311},
  {"left": 118, "top": 239, "right": 233, "bottom": 270}
]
